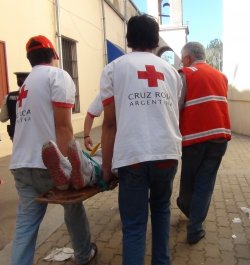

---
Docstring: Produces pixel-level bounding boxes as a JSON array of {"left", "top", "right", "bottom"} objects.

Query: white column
[
  {"left": 169, "top": 0, "right": 183, "bottom": 26},
  {"left": 147, "top": 0, "right": 159, "bottom": 22}
]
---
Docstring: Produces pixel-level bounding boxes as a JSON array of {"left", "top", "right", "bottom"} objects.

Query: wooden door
[{"left": 0, "top": 41, "right": 9, "bottom": 103}]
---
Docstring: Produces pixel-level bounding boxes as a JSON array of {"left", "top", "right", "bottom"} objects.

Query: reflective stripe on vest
[
  {"left": 182, "top": 128, "right": 231, "bottom": 142},
  {"left": 185, "top": 95, "right": 227, "bottom": 107},
  {"left": 187, "top": 66, "right": 198, "bottom": 72}
]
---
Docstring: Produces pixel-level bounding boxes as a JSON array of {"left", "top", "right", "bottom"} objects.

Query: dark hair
[
  {"left": 17, "top": 77, "right": 27, "bottom": 87},
  {"left": 126, "top": 14, "right": 159, "bottom": 50},
  {"left": 26, "top": 40, "right": 54, "bottom": 66}
]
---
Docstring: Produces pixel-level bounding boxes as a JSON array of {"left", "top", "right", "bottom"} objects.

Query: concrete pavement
[{"left": 1, "top": 130, "right": 250, "bottom": 264}]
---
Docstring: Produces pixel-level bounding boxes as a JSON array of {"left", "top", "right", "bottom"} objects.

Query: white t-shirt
[
  {"left": 100, "top": 52, "right": 182, "bottom": 169},
  {"left": 10, "top": 65, "right": 75, "bottom": 169},
  {"left": 87, "top": 94, "right": 103, "bottom": 117}
]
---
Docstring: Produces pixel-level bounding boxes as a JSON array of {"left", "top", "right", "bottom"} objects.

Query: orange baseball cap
[{"left": 26, "top": 35, "right": 59, "bottom": 60}]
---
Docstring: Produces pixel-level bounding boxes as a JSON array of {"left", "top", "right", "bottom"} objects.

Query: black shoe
[
  {"left": 187, "top": 230, "right": 205, "bottom": 244},
  {"left": 176, "top": 197, "right": 189, "bottom": 218},
  {"left": 83, "top": 243, "right": 98, "bottom": 265}
]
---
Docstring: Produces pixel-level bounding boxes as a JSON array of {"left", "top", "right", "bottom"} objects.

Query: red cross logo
[
  {"left": 17, "top": 85, "right": 28, "bottom": 108},
  {"left": 138, "top": 65, "right": 164, "bottom": 87}
]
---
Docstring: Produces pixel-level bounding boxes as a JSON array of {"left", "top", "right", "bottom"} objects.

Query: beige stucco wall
[
  {"left": 58, "top": 0, "right": 105, "bottom": 133},
  {"left": 105, "top": 4, "right": 126, "bottom": 49},
  {"left": 223, "top": 0, "right": 250, "bottom": 136},
  {"left": 228, "top": 99, "right": 250, "bottom": 136},
  {"left": 0, "top": 0, "right": 57, "bottom": 156},
  {"left": 0, "top": 0, "right": 138, "bottom": 157},
  {"left": 0, "top": 0, "right": 55, "bottom": 83}
]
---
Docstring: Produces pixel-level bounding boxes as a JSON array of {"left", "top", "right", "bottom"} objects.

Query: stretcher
[
  {"left": 36, "top": 178, "right": 118, "bottom": 204},
  {"left": 36, "top": 143, "right": 118, "bottom": 204}
]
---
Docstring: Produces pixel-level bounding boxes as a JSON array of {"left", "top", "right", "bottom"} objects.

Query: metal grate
[{"left": 62, "top": 37, "right": 80, "bottom": 113}]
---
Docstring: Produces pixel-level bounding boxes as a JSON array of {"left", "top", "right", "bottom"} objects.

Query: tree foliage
[{"left": 206, "top": 38, "right": 223, "bottom": 71}]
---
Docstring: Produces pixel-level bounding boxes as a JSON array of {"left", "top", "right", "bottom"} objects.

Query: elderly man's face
[{"left": 181, "top": 52, "right": 192, "bottom": 67}]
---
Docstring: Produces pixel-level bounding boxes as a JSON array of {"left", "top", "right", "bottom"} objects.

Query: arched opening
[
  {"left": 157, "top": 46, "right": 175, "bottom": 65},
  {"left": 156, "top": 45, "right": 182, "bottom": 69}
]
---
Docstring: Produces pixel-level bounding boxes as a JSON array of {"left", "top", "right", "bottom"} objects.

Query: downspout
[
  {"left": 55, "top": 0, "right": 63, "bottom": 68},
  {"left": 100, "top": 0, "right": 108, "bottom": 65},
  {"left": 123, "top": 0, "right": 127, "bottom": 52},
  {"left": 158, "top": 0, "right": 162, "bottom": 24}
]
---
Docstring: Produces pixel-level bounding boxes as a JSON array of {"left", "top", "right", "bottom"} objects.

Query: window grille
[{"left": 62, "top": 37, "right": 80, "bottom": 113}]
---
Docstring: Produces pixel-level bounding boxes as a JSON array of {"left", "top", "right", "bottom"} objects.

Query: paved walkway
[{"left": 3, "top": 131, "right": 250, "bottom": 265}]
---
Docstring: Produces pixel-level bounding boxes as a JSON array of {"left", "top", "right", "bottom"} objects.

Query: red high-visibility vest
[{"left": 179, "top": 62, "right": 231, "bottom": 147}]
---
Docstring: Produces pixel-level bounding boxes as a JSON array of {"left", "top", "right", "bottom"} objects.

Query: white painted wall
[
  {"left": 223, "top": 0, "right": 250, "bottom": 135},
  {"left": 147, "top": 0, "right": 188, "bottom": 64},
  {"left": 159, "top": 26, "right": 187, "bottom": 58},
  {"left": 147, "top": 0, "right": 159, "bottom": 21}
]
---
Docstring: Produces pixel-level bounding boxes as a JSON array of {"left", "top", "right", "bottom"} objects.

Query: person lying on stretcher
[{"left": 42, "top": 139, "right": 115, "bottom": 191}]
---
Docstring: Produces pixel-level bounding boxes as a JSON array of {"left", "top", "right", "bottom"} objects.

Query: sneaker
[
  {"left": 42, "top": 141, "right": 71, "bottom": 190},
  {"left": 84, "top": 243, "right": 98, "bottom": 265},
  {"left": 68, "top": 139, "right": 86, "bottom": 190},
  {"left": 68, "top": 139, "right": 93, "bottom": 189},
  {"left": 187, "top": 229, "right": 206, "bottom": 244}
]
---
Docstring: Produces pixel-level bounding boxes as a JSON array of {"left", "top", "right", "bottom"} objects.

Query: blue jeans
[
  {"left": 11, "top": 168, "right": 92, "bottom": 265},
  {"left": 177, "top": 141, "right": 228, "bottom": 236},
  {"left": 118, "top": 160, "right": 177, "bottom": 265}
]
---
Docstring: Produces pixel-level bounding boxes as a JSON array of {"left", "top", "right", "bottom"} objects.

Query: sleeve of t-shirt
[
  {"left": 50, "top": 69, "right": 76, "bottom": 108},
  {"left": 178, "top": 72, "right": 186, "bottom": 110},
  {"left": 100, "top": 64, "right": 114, "bottom": 106},
  {"left": 87, "top": 93, "right": 103, "bottom": 117}
]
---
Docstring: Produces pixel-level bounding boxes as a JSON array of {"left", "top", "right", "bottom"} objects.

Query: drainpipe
[
  {"left": 100, "top": 0, "right": 108, "bottom": 65},
  {"left": 123, "top": 0, "right": 127, "bottom": 52},
  {"left": 55, "top": 0, "right": 63, "bottom": 68}
]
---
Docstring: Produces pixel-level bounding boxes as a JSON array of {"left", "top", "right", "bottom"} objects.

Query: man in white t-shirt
[
  {"left": 100, "top": 15, "right": 182, "bottom": 265},
  {"left": 83, "top": 93, "right": 103, "bottom": 150},
  {"left": 9, "top": 35, "right": 97, "bottom": 265}
]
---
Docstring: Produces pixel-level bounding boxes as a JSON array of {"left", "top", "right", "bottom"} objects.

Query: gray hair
[{"left": 182, "top": 42, "right": 205, "bottom": 61}]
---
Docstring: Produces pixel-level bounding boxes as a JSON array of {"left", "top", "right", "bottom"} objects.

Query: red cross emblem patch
[
  {"left": 138, "top": 65, "right": 164, "bottom": 87},
  {"left": 17, "top": 85, "right": 28, "bottom": 108}
]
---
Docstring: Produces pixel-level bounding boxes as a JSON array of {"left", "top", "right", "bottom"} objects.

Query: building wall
[
  {"left": 0, "top": 0, "right": 57, "bottom": 156},
  {"left": 57, "top": 0, "right": 105, "bottom": 134},
  {"left": 159, "top": 26, "right": 188, "bottom": 59},
  {"left": 147, "top": 0, "right": 188, "bottom": 67},
  {"left": 0, "top": 0, "right": 139, "bottom": 157},
  {"left": 0, "top": 0, "right": 55, "bottom": 90},
  {"left": 105, "top": 4, "right": 126, "bottom": 48},
  {"left": 223, "top": 0, "right": 250, "bottom": 135}
]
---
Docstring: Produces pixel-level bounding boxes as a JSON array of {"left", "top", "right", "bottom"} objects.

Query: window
[{"left": 62, "top": 37, "right": 80, "bottom": 113}]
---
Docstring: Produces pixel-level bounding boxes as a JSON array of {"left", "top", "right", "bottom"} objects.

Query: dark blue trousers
[
  {"left": 118, "top": 160, "right": 177, "bottom": 265},
  {"left": 177, "top": 141, "right": 228, "bottom": 236}
]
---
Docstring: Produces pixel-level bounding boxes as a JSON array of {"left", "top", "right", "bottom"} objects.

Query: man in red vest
[{"left": 177, "top": 42, "right": 231, "bottom": 244}]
